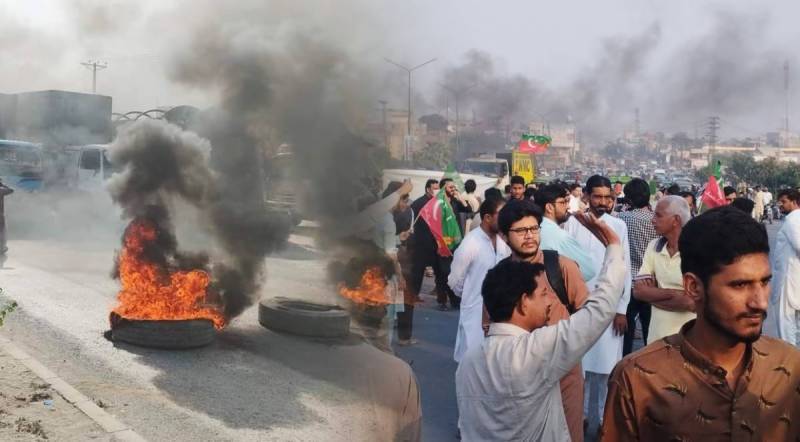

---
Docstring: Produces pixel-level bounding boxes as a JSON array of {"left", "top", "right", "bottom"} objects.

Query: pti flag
[
  {"left": 699, "top": 175, "right": 726, "bottom": 209},
  {"left": 442, "top": 164, "right": 465, "bottom": 192},
  {"left": 518, "top": 134, "right": 551, "bottom": 153},
  {"left": 418, "top": 189, "right": 463, "bottom": 257}
]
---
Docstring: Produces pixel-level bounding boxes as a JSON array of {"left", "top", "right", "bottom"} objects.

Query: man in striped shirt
[{"left": 617, "top": 178, "right": 659, "bottom": 355}]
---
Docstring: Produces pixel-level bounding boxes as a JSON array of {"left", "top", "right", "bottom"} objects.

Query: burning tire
[
  {"left": 111, "top": 318, "right": 216, "bottom": 349},
  {"left": 259, "top": 297, "right": 350, "bottom": 338}
]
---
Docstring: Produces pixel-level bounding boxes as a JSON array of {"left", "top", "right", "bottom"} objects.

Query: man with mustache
[
  {"left": 496, "top": 199, "right": 593, "bottom": 441},
  {"left": 633, "top": 195, "right": 695, "bottom": 344},
  {"left": 456, "top": 210, "right": 624, "bottom": 441},
  {"left": 601, "top": 206, "right": 800, "bottom": 441},
  {"left": 564, "top": 175, "right": 632, "bottom": 433}
]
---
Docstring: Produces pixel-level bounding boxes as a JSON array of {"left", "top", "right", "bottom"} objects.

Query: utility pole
[
  {"left": 785, "top": 60, "right": 790, "bottom": 147},
  {"left": 378, "top": 100, "right": 389, "bottom": 154},
  {"left": 81, "top": 60, "right": 107, "bottom": 94},
  {"left": 706, "top": 115, "right": 720, "bottom": 165},
  {"left": 384, "top": 57, "right": 437, "bottom": 161},
  {"left": 440, "top": 82, "right": 477, "bottom": 160}
]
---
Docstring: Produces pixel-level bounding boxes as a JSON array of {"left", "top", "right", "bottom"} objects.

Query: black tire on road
[
  {"left": 112, "top": 319, "right": 216, "bottom": 349},
  {"left": 259, "top": 297, "right": 350, "bottom": 338}
]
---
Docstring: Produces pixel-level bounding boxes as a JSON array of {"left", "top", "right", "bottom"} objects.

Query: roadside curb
[{"left": 0, "top": 334, "right": 147, "bottom": 442}]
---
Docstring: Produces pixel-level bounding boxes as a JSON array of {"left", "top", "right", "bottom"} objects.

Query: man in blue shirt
[{"left": 535, "top": 183, "right": 597, "bottom": 282}]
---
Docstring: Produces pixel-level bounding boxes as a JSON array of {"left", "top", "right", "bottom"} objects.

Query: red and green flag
[
  {"left": 418, "top": 189, "right": 462, "bottom": 257},
  {"left": 699, "top": 175, "right": 726, "bottom": 210},
  {"left": 518, "top": 134, "right": 551, "bottom": 153},
  {"left": 697, "top": 160, "right": 725, "bottom": 212}
]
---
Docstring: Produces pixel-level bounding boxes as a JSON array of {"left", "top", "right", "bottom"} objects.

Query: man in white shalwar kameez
[
  {"left": 449, "top": 198, "right": 510, "bottom": 363},
  {"left": 766, "top": 189, "right": 800, "bottom": 345},
  {"left": 564, "top": 176, "right": 631, "bottom": 433}
]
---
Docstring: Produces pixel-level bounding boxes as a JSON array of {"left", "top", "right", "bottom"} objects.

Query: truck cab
[
  {"left": 461, "top": 151, "right": 535, "bottom": 186},
  {"left": 58, "top": 144, "right": 114, "bottom": 192}
]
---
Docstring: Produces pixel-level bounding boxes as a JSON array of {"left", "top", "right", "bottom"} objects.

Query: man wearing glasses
[
  {"left": 564, "top": 175, "right": 632, "bottom": 435},
  {"left": 535, "top": 183, "right": 597, "bottom": 283},
  {"left": 495, "top": 199, "right": 593, "bottom": 442}
]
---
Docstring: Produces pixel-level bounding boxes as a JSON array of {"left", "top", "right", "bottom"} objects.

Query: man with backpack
[
  {"left": 496, "top": 199, "right": 591, "bottom": 442},
  {"left": 535, "top": 183, "right": 597, "bottom": 283}
]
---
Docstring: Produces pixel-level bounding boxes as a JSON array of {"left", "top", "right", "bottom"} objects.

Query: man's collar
[
  {"left": 488, "top": 322, "right": 529, "bottom": 337},
  {"left": 667, "top": 320, "right": 757, "bottom": 379},
  {"left": 541, "top": 217, "right": 558, "bottom": 227}
]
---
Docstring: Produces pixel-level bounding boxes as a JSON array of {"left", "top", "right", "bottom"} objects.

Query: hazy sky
[{"left": 3, "top": 0, "right": 800, "bottom": 140}]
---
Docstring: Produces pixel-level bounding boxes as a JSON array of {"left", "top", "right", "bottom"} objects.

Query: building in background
[
  {"left": 528, "top": 120, "right": 580, "bottom": 170},
  {"left": 0, "top": 90, "right": 112, "bottom": 146}
]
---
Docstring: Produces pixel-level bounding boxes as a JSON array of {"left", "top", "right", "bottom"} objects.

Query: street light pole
[
  {"left": 384, "top": 57, "right": 437, "bottom": 161},
  {"left": 440, "top": 83, "right": 477, "bottom": 160},
  {"left": 378, "top": 99, "right": 389, "bottom": 153}
]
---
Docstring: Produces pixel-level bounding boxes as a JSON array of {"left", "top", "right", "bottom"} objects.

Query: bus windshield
[{"left": 0, "top": 141, "right": 44, "bottom": 190}]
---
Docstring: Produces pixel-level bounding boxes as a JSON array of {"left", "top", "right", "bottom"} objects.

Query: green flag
[
  {"left": 712, "top": 160, "right": 722, "bottom": 180},
  {"left": 437, "top": 189, "right": 463, "bottom": 251},
  {"left": 442, "top": 164, "right": 465, "bottom": 192}
]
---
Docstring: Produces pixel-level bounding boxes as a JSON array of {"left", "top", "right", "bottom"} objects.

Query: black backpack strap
[{"left": 543, "top": 250, "right": 573, "bottom": 314}]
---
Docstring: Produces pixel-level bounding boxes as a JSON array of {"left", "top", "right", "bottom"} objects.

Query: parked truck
[{"left": 461, "top": 150, "right": 536, "bottom": 186}]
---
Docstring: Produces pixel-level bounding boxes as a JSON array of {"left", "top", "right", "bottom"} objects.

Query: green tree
[
  {"left": 715, "top": 154, "right": 800, "bottom": 189},
  {"left": 413, "top": 142, "right": 454, "bottom": 170},
  {"left": 456, "top": 131, "right": 507, "bottom": 161},
  {"left": 602, "top": 141, "right": 629, "bottom": 158},
  {"left": 0, "top": 288, "right": 16, "bottom": 327},
  {"left": 419, "top": 114, "right": 448, "bottom": 132}
]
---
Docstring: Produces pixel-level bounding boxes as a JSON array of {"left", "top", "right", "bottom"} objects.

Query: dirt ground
[{"left": 0, "top": 349, "right": 110, "bottom": 441}]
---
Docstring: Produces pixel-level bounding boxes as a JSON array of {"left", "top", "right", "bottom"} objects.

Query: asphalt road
[
  {"left": 0, "top": 238, "right": 420, "bottom": 441},
  {"left": 393, "top": 281, "right": 460, "bottom": 441}
]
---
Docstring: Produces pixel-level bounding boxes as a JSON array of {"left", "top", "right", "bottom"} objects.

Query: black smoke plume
[{"left": 107, "top": 118, "right": 289, "bottom": 321}]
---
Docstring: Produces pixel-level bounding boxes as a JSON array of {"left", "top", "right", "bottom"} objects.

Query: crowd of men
[{"left": 375, "top": 171, "right": 800, "bottom": 441}]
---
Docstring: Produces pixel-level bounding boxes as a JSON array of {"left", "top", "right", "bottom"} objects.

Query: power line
[
  {"left": 384, "top": 57, "right": 437, "bottom": 161},
  {"left": 706, "top": 116, "right": 720, "bottom": 147},
  {"left": 81, "top": 60, "right": 107, "bottom": 94},
  {"left": 785, "top": 60, "right": 790, "bottom": 147},
  {"left": 439, "top": 82, "right": 477, "bottom": 160},
  {"left": 378, "top": 100, "right": 389, "bottom": 153},
  {"left": 706, "top": 115, "right": 720, "bottom": 164}
]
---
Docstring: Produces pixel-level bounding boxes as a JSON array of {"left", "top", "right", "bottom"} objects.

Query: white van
[{"left": 59, "top": 144, "right": 114, "bottom": 192}]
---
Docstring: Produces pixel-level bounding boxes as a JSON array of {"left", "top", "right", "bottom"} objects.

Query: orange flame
[
  {"left": 337, "top": 267, "right": 390, "bottom": 306},
  {"left": 112, "top": 219, "right": 226, "bottom": 329}
]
